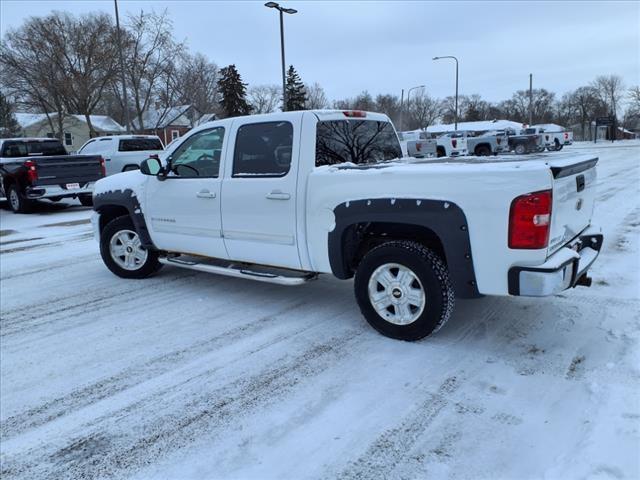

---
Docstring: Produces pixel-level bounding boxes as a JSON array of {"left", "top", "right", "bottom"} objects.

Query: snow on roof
[
  {"left": 14, "top": 112, "right": 125, "bottom": 132},
  {"left": 132, "top": 105, "right": 193, "bottom": 129},
  {"left": 70, "top": 114, "right": 125, "bottom": 132},
  {"left": 194, "top": 113, "right": 217, "bottom": 126},
  {"left": 421, "top": 119, "right": 526, "bottom": 134},
  {"left": 14, "top": 113, "right": 51, "bottom": 128}
]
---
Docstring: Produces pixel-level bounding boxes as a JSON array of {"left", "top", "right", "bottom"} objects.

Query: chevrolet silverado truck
[
  {"left": 92, "top": 110, "right": 603, "bottom": 341},
  {"left": 0, "top": 138, "right": 105, "bottom": 213}
]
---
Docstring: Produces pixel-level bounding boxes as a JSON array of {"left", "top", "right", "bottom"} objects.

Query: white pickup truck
[
  {"left": 92, "top": 110, "right": 603, "bottom": 341},
  {"left": 78, "top": 135, "right": 164, "bottom": 176},
  {"left": 523, "top": 126, "right": 573, "bottom": 152}
]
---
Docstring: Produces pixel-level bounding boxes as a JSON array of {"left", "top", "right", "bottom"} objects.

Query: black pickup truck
[
  {"left": 0, "top": 138, "right": 105, "bottom": 213},
  {"left": 503, "top": 129, "right": 544, "bottom": 155}
]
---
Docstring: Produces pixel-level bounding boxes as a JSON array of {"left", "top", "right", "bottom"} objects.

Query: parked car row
[
  {"left": 399, "top": 123, "right": 573, "bottom": 159},
  {"left": 1, "top": 135, "right": 164, "bottom": 213}
]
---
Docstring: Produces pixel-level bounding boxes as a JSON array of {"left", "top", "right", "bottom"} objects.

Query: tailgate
[
  {"left": 547, "top": 155, "right": 598, "bottom": 254},
  {"left": 33, "top": 155, "right": 103, "bottom": 186}
]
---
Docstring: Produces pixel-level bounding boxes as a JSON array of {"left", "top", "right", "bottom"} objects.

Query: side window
[
  {"left": 169, "top": 127, "right": 224, "bottom": 178},
  {"left": 79, "top": 140, "right": 96, "bottom": 153},
  {"left": 232, "top": 121, "right": 293, "bottom": 177}
]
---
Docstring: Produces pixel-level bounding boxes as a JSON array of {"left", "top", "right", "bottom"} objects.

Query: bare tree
[
  {"left": 459, "top": 94, "right": 491, "bottom": 121},
  {"left": 374, "top": 94, "right": 401, "bottom": 125},
  {"left": 123, "top": 10, "right": 183, "bottom": 130},
  {"left": 248, "top": 84, "right": 280, "bottom": 114},
  {"left": 559, "top": 86, "right": 607, "bottom": 140},
  {"left": 306, "top": 82, "right": 328, "bottom": 109},
  {"left": 406, "top": 91, "right": 441, "bottom": 130},
  {"left": 0, "top": 13, "right": 69, "bottom": 138},
  {"left": 175, "top": 53, "right": 219, "bottom": 114},
  {"left": 40, "top": 12, "right": 119, "bottom": 137},
  {"left": 592, "top": 75, "right": 625, "bottom": 119}
]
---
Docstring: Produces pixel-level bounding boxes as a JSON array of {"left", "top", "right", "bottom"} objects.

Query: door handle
[
  {"left": 266, "top": 190, "right": 291, "bottom": 200},
  {"left": 196, "top": 189, "right": 216, "bottom": 199}
]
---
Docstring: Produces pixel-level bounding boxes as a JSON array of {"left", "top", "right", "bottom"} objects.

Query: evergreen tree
[
  {"left": 217, "top": 64, "right": 252, "bottom": 118},
  {"left": 285, "top": 65, "right": 307, "bottom": 111},
  {"left": 0, "top": 91, "right": 21, "bottom": 138}
]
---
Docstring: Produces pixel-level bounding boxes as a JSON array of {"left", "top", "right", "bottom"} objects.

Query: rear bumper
[
  {"left": 508, "top": 226, "right": 603, "bottom": 296},
  {"left": 25, "top": 183, "right": 95, "bottom": 200}
]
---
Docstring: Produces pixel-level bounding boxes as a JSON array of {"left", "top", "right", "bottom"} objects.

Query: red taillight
[
  {"left": 99, "top": 156, "right": 106, "bottom": 177},
  {"left": 24, "top": 160, "right": 38, "bottom": 183},
  {"left": 451, "top": 138, "right": 457, "bottom": 148},
  {"left": 342, "top": 110, "right": 366, "bottom": 118},
  {"left": 564, "top": 132, "right": 568, "bottom": 139},
  {"left": 508, "top": 189, "right": 552, "bottom": 249},
  {"left": 497, "top": 137, "right": 502, "bottom": 144},
  {"left": 416, "top": 142, "right": 422, "bottom": 152}
]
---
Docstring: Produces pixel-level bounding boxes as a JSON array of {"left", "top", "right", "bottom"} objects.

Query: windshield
[
  {"left": 119, "top": 138, "right": 163, "bottom": 152},
  {"left": 1, "top": 140, "right": 67, "bottom": 157},
  {"left": 315, "top": 120, "right": 402, "bottom": 166}
]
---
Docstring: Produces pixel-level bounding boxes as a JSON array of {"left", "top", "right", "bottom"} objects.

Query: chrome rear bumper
[{"left": 508, "top": 226, "right": 603, "bottom": 296}]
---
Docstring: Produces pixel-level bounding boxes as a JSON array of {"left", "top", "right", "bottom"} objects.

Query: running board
[{"left": 159, "top": 256, "right": 317, "bottom": 286}]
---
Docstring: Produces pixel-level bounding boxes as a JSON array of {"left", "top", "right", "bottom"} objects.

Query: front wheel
[
  {"left": 354, "top": 241, "right": 455, "bottom": 341},
  {"left": 514, "top": 144, "right": 526, "bottom": 155},
  {"left": 100, "top": 215, "right": 162, "bottom": 279}
]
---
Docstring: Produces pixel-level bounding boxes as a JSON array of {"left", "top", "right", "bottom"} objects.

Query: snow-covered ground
[{"left": 1, "top": 141, "right": 639, "bottom": 480}]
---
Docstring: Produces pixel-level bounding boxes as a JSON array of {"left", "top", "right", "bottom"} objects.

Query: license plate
[{"left": 66, "top": 183, "right": 80, "bottom": 190}]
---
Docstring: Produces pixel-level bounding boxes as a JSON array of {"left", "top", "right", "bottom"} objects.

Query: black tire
[
  {"left": 475, "top": 145, "right": 491, "bottom": 156},
  {"left": 79, "top": 194, "right": 94, "bottom": 207},
  {"left": 556, "top": 143, "right": 563, "bottom": 151},
  {"left": 8, "top": 184, "right": 33, "bottom": 213},
  {"left": 100, "top": 215, "right": 162, "bottom": 279},
  {"left": 514, "top": 144, "right": 526, "bottom": 155},
  {"left": 436, "top": 146, "right": 446, "bottom": 158},
  {"left": 354, "top": 241, "right": 455, "bottom": 341}
]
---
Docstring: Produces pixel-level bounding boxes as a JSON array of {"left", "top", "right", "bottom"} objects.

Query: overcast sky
[{"left": 1, "top": 0, "right": 638, "bottom": 104}]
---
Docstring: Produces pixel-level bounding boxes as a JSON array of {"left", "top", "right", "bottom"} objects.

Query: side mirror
[{"left": 140, "top": 157, "right": 162, "bottom": 176}]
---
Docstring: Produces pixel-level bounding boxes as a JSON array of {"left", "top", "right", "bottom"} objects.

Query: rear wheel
[
  {"left": 8, "top": 185, "right": 33, "bottom": 213},
  {"left": 100, "top": 215, "right": 162, "bottom": 279},
  {"left": 354, "top": 241, "right": 455, "bottom": 341},
  {"left": 514, "top": 144, "right": 526, "bottom": 155},
  {"left": 475, "top": 145, "right": 491, "bottom": 156}
]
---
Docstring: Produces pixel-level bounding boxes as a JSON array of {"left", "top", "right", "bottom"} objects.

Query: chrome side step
[{"left": 159, "top": 256, "right": 318, "bottom": 286}]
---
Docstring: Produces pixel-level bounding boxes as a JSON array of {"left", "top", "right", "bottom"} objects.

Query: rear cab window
[
  {"left": 119, "top": 138, "right": 164, "bottom": 152},
  {"left": 315, "top": 120, "right": 401, "bottom": 167},
  {"left": 1, "top": 140, "right": 67, "bottom": 157}
]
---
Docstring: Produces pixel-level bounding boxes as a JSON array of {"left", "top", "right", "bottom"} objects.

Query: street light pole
[
  {"left": 114, "top": 0, "right": 131, "bottom": 133},
  {"left": 265, "top": 2, "right": 297, "bottom": 112},
  {"left": 406, "top": 84, "right": 425, "bottom": 129},
  {"left": 433, "top": 56, "right": 459, "bottom": 130}
]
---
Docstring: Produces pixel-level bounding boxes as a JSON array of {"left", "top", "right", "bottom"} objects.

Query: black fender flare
[
  {"left": 328, "top": 198, "right": 481, "bottom": 298},
  {"left": 93, "top": 188, "right": 155, "bottom": 248}
]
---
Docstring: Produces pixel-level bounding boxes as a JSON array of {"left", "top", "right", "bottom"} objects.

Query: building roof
[
  {"left": 132, "top": 105, "right": 193, "bottom": 130},
  {"left": 532, "top": 123, "right": 567, "bottom": 132},
  {"left": 14, "top": 112, "right": 125, "bottom": 132},
  {"left": 194, "top": 113, "right": 217, "bottom": 126}
]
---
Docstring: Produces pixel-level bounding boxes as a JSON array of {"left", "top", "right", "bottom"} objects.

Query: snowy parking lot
[{"left": 1, "top": 142, "right": 639, "bottom": 479}]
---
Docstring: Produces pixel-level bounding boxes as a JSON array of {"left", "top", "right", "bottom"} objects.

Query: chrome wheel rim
[
  {"left": 109, "top": 229, "right": 147, "bottom": 271},
  {"left": 368, "top": 262, "right": 426, "bottom": 325},
  {"left": 9, "top": 189, "right": 20, "bottom": 210}
]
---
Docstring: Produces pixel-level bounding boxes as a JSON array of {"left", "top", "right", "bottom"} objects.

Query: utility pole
[
  {"left": 114, "top": 0, "right": 131, "bottom": 133},
  {"left": 399, "top": 89, "right": 404, "bottom": 131},
  {"left": 528, "top": 73, "right": 533, "bottom": 126}
]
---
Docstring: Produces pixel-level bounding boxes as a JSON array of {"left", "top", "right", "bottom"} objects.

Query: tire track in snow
[
  {"left": 334, "top": 374, "right": 463, "bottom": 480},
  {"left": 0, "top": 296, "right": 323, "bottom": 440},
  {"left": 0, "top": 271, "right": 199, "bottom": 339},
  {"left": 1, "top": 329, "right": 364, "bottom": 480}
]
